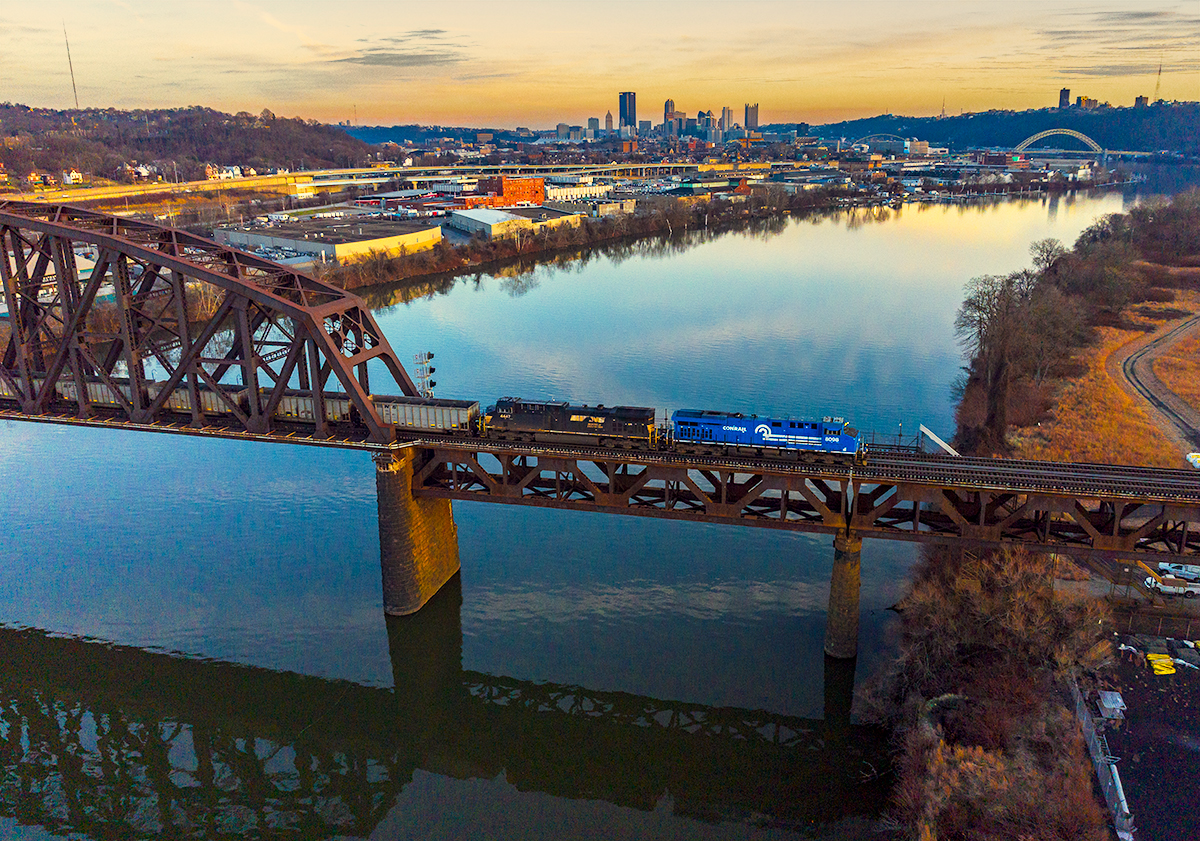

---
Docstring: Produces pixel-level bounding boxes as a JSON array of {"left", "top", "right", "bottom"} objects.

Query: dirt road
[{"left": 1109, "top": 311, "right": 1200, "bottom": 453}]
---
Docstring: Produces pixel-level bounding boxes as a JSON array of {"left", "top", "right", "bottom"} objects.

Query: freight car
[
  {"left": 484, "top": 397, "right": 656, "bottom": 448},
  {"left": 241, "top": 389, "right": 479, "bottom": 432},
  {"left": 672, "top": 409, "right": 863, "bottom": 462},
  {"left": 0, "top": 374, "right": 480, "bottom": 434}
]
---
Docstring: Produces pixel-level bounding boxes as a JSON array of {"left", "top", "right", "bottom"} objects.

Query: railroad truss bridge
[{"left": 2, "top": 201, "right": 1199, "bottom": 659}]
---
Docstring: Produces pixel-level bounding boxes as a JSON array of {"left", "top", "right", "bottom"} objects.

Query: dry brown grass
[
  {"left": 1153, "top": 324, "right": 1200, "bottom": 416},
  {"left": 1010, "top": 324, "right": 1188, "bottom": 467},
  {"left": 871, "top": 546, "right": 1111, "bottom": 841}
]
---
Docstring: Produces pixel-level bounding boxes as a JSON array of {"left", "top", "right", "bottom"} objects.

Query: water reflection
[{"left": 0, "top": 580, "right": 890, "bottom": 839}]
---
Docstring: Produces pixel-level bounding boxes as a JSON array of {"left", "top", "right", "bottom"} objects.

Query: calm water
[{"left": 0, "top": 191, "right": 1144, "bottom": 839}]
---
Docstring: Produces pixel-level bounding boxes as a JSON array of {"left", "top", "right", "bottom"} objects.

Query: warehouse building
[
  {"left": 215, "top": 216, "right": 442, "bottom": 265},
  {"left": 446, "top": 206, "right": 583, "bottom": 239}
]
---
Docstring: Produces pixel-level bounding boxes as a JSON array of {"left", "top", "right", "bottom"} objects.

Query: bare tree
[{"left": 955, "top": 271, "right": 1037, "bottom": 444}]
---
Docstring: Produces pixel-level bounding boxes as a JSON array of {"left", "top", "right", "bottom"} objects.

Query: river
[{"left": 0, "top": 190, "right": 1157, "bottom": 839}]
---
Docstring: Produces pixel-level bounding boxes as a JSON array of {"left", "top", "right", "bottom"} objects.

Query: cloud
[
  {"left": 333, "top": 48, "right": 463, "bottom": 68},
  {"left": 1058, "top": 63, "right": 1169, "bottom": 77},
  {"left": 0, "top": 20, "right": 50, "bottom": 35}
]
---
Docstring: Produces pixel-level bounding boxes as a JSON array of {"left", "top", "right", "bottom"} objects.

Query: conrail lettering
[{"left": 722, "top": 425, "right": 746, "bottom": 432}]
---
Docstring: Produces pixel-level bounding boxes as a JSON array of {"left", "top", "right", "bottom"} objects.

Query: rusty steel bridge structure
[{"left": 2, "top": 201, "right": 1199, "bottom": 654}]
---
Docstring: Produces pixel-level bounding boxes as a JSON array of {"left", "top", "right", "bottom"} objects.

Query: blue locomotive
[
  {"left": 472, "top": 397, "right": 865, "bottom": 463},
  {"left": 672, "top": 409, "right": 862, "bottom": 460}
]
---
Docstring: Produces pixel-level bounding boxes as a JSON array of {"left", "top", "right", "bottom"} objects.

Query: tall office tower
[
  {"left": 587, "top": 117, "right": 600, "bottom": 132},
  {"left": 664, "top": 99, "right": 674, "bottom": 122},
  {"left": 721, "top": 106, "right": 734, "bottom": 130},
  {"left": 745, "top": 103, "right": 759, "bottom": 129},
  {"left": 605, "top": 111, "right": 613, "bottom": 133},
  {"left": 618, "top": 91, "right": 637, "bottom": 130},
  {"left": 1059, "top": 88, "right": 1070, "bottom": 108}
]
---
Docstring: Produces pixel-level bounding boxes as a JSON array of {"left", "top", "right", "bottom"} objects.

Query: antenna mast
[
  {"left": 1153, "top": 59, "right": 1163, "bottom": 102},
  {"left": 63, "top": 22, "right": 80, "bottom": 109}
]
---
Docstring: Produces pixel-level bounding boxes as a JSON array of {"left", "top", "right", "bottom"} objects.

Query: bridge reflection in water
[{"left": 0, "top": 579, "right": 889, "bottom": 839}]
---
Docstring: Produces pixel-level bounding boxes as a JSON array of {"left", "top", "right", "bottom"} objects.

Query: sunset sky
[{"left": 3, "top": 0, "right": 1198, "bottom": 128}]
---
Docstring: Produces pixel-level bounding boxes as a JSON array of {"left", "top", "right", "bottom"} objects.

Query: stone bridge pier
[
  {"left": 824, "top": 532, "right": 863, "bottom": 660},
  {"left": 375, "top": 450, "right": 461, "bottom": 615},
  {"left": 375, "top": 450, "right": 870, "bottom": 660}
]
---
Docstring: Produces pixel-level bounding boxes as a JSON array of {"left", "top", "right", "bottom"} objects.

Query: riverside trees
[
  {"left": 954, "top": 190, "right": 1200, "bottom": 453},
  {"left": 955, "top": 259, "right": 1087, "bottom": 449}
]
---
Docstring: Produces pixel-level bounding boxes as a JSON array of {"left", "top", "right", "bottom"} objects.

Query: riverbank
[
  {"left": 1006, "top": 292, "right": 1200, "bottom": 467},
  {"left": 317, "top": 189, "right": 846, "bottom": 291},
  {"left": 867, "top": 546, "right": 1111, "bottom": 840},
  {"left": 883, "top": 194, "right": 1200, "bottom": 839}
]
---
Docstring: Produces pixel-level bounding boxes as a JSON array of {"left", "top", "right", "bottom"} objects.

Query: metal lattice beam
[
  {"left": 0, "top": 201, "right": 416, "bottom": 443},
  {"left": 411, "top": 443, "right": 1200, "bottom": 560}
]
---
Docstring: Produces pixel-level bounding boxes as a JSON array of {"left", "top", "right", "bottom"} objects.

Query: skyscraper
[
  {"left": 1058, "top": 88, "right": 1070, "bottom": 109},
  {"left": 720, "top": 106, "right": 734, "bottom": 131},
  {"left": 744, "top": 103, "right": 759, "bottom": 129},
  {"left": 664, "top": 99, "right": 674, "bottom": 122},
  {"left": 587, "top": 117, "right": 600, "bottom": 132},
  {"left": 618, "top": 92, "right": 636, "bottom": 131},
  {"left": 605, "top": 110, "right": 613, "bottom": 134}
]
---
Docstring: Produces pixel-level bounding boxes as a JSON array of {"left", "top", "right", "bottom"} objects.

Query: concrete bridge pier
[
  {"left": 824, "top": 532, "right": 862, "bottom": 659},
  {"left": 375, "top": 450, "right": 462, "bottom": 616}
]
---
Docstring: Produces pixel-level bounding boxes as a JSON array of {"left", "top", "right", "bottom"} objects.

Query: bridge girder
[
  {"left": 411, "top": 444, "right": 1200, "bottom": 560},
  {"left": 0, "top": 202, "right": 416, "bottom": 443}
]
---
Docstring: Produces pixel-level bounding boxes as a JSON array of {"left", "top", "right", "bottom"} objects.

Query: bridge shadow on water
[{"left": 0, "top": 578, "right": 891, "bottom": 839}]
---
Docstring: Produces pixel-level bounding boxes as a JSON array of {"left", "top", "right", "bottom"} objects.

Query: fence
[
  {"left": 1069, "top": 679, "right": 1135, "bottom": 840},
  {"left": 1112, "top": 609, "right": 1200, "bottom": 640}
]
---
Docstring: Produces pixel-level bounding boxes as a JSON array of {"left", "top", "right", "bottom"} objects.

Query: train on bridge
[{"left": 0, "top": 378, "right": 866, "bottom": 463}]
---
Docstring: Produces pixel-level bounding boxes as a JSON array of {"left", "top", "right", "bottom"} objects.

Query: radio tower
[{"left": 63, "top": 22, "right": 80, "bottom": 109}]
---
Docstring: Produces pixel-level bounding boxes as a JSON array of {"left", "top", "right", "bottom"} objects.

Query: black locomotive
[{"left": 485, "top": 397, "right": 656, "bottom": 448}]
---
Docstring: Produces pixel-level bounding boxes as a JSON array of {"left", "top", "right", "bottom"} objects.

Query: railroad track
[
  {"left": 403, "top": 435, "right": 1200, "bottom": 503},
  {"left": 5, "top": 403, "right": 1197, "bottom": 504},
  {"left": 1121, "top": 312, "right": 1200, "bottom": 451}
]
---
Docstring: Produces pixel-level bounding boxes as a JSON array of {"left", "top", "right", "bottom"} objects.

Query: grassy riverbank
[
  {"left": 876, "top": 193, "right": 1200, "bottom": 840},
  {"left": 867, "top": 546, "right": 1111, "bottom": 840},
  {"left": 954, "top": 190, "right": 1200, "bottom": 463},
  {"left": 1006, "top": 297, "right": 1199, "bottom": 467}
]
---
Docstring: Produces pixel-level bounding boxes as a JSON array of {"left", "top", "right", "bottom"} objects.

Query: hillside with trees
[
  {"left": 0, "top": 104, "right": 379, "bottom": 184},
  {"left": 798, "top": 102, "right": 1200, "bottom": 155}
]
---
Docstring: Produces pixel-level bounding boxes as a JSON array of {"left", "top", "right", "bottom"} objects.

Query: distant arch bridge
[
  {"left": 851, "top": 134, "right": 908, "bottom": 147},
  {"left": 1014, "top": 129, "right": 1103, "bottom": 153}
]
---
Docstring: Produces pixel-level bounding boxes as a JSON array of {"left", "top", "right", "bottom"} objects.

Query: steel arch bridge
[
  {"left": 851, "top": 133, "right": 908, "bottom": 146},
  {"left": 0, "top": 201, "right": 418, "bottom": 443},
  {"left": 1014, "top": 129, "right": 1103, "bottom": 153}
]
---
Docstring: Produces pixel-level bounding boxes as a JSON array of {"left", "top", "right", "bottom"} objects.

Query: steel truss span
[
  {"left": 0, "top": 201, "right": 417, "bottom": 443},
  {"left": 411, "top": 443, "right": 1200, "bottom": 560}
]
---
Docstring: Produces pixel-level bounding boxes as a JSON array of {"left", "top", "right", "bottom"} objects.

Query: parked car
[
  {"left": 1145, "top": 576, "right": 1200, "bottom": 598},
  {"left": 1157, "top": 562, "right": 1200, "bottom": 582}
]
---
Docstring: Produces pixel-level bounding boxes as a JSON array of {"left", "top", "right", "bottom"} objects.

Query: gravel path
[{"left": 1108, "top": 311, "right": 1200, "bottom": 453}]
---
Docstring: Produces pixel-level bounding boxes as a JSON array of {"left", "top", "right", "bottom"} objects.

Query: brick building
[{"left": 477, "top": 176, "right": 545, "bottom": 205}]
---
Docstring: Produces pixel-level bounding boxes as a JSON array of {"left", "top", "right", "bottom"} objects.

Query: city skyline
[{"left": 2, "top": 1, "right": 1197, "bottom": 128}]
